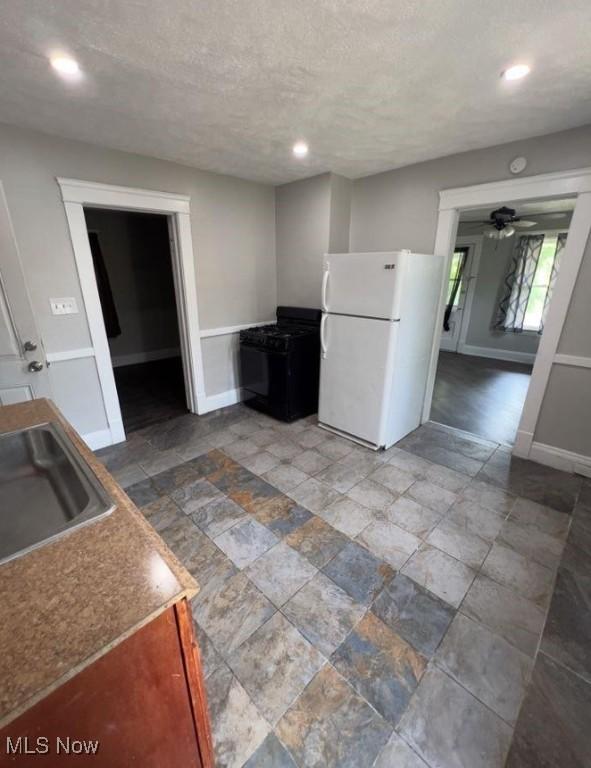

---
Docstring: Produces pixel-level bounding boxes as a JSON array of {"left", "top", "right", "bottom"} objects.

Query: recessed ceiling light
[
  {"left": 50, "top": 55, "right": 80, "bottom": 77},
  {"left": 502, "top": 64, "right": 530, "bottom": 81},
  {"left": 293, "top": 141, "right": 309, "bottom": 158}
]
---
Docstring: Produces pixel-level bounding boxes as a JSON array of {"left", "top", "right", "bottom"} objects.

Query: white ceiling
[{"left": 1, "top": 1, "right": 591, "bottom": 184}]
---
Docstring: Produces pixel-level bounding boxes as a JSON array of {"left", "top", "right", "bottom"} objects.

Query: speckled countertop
[{"left": 0, "top": 399, "right": 199, "bottom": 728}]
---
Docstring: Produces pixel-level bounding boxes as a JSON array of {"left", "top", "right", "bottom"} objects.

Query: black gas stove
[{"left": 239, "top": 307, "right": 321, "bottom": 422}]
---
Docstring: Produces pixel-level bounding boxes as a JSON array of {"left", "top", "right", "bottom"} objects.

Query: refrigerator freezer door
[
  {"left": 318, "top": 313, "right": 397, "bottom": 446},
  {"left": 323, "top": 251, "right": 407, "bottom": 320}
]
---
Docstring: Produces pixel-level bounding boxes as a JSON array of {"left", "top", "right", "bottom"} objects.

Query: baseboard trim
[
  {"left": 458, "top": 344, "right": 537, "bottom": 365},
  {"left": 202, "top": 387, "right": 243, "bottom": 413},
  {"left": 529, "top": 441, "right": 591, "bottom": 477},
  {"left": 110, "top": 347, "right": 181, "bottom": 368},
  {"left": 513, "top": 429, "right": 534, "bottom": 457},
  {"left": 82, "top": 428, "right": 113, "bottom": 451}
]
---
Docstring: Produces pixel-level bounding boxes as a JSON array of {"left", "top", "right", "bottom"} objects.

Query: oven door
[{"left": 239, "top": 342, "right": 289, "bottom": 419}]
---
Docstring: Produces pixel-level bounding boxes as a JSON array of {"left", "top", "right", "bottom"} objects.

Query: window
[
  {"left": 522, "top": 235, "right": 562, "bottom": 331},
  {"left": 446, "top": 247, "right": 469, "bottom": 308}
]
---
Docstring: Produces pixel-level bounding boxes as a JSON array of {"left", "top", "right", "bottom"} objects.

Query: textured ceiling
[{"left": 1, "top": 1, "right": 591, "bottom": 184}]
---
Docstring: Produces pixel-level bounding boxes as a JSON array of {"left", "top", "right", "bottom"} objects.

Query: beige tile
[
  {"left": 427, "top": 518, "right": 491, "bottom": 569},
  {"left": 386, "top": 496, "right": 442, "bottom": 539},
  {"left": 348, "top": 478, "right": 397, "bottom": 512},
  {"left": 401, "top": 544, "right": 475, "bottom": 608},
  {"left": 370, "top": 464, "right": 415, "bottom": 494},
  {"left": 405, "top": 480, "right": 458, "bottom": 514},
  {"left": 318, "top": 496, "right": 376, "bottom": 537},
  {"left": 245, "top": 542, "right": 317, "bottom": 606},
  {"left": 357, "top": 519, "right": 420, "bottom": 569}
]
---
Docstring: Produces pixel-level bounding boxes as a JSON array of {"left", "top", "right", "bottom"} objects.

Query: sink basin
[{"left": 0, "top": 422, "right": 114, "bottom": 565}]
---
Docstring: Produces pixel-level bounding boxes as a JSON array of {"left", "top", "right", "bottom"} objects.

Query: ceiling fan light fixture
[{"left": 484, "top": 225, "right": 515, "bottom": 240}]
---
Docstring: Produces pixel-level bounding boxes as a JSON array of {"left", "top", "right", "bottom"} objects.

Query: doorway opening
[
  {"left": 431, "top": 196, "right": 574, "bottom": 446},
  {"left": 84, "top": 207, "right": 188, "bottom": 433}
]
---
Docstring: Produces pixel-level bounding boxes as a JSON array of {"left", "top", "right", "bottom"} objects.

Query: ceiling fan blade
[{"left": 513, "top": 220, "right": 537, "bottom": 228}]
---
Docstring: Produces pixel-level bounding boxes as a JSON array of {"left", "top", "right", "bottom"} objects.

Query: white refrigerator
[{"left": 318, "top": 250, "right": 443, "bottom": 449}]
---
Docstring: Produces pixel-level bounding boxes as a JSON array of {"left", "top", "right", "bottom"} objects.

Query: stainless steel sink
[{"left": 0, "top": 422, "right": 115, "bottom": 565}]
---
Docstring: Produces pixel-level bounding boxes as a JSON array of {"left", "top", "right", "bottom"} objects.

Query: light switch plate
[{"left": 50, "top": 297, "right": 79, "bottom": 315}]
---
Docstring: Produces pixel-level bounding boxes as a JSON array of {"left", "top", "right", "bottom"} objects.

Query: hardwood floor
[
  {"left": 113, "top": 357, "right": 188, "bottom": 433},
  {"left": 430, "top": 351, "right": 533, "bottom": 445}
]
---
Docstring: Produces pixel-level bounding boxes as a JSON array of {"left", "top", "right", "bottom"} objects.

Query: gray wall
[
  {"left": 275, "top": 173, "right": 332, "bottom": 308},
  {"left": 535, "top": 232, "right": 591, "bottom": 456},
  {"left": 84, "top": 208, "right": 180, "bottom": 363},
  {"left": 0, "top": 123, "right": 276, "bottom": 436},
  {"left": 275, "top": 172, "right": 352, "bottom": 308},
  {"left": 349, "top": 124, "right": 591, "bottom": 458},
  {"left": 459, "top": 234, "right": 539, "bottom": 357}
]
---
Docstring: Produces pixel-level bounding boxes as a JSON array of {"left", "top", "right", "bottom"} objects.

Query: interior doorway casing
[
  {"left": 423, "top": 167, "right": 591, "bottom": 463},
  {"left": 58, "top": 178, "right": 206, "bottom": 447}
]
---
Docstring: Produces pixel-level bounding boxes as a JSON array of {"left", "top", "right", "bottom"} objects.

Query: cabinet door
[{"left": 0, "top": 607, "right": 204, "bottom": 767}]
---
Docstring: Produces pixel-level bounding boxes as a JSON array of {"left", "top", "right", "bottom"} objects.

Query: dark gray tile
[
  {"left": 193, "top": 622, "right": 224, "bottom": 680},
  {"left": 193, "top": 571, "right": 275, "bottom": 658},
  {"left": 482, "top": 542, "right": 554, "bottom": 608},
  {"left": 142, "top": 495, "right": 184, "bottom": 532},
  {"left": 282, "top": 572, "right": 366, "bottom": 657},
  {"left": 150, "top": 461, "right": 200, "bottom": 493},
  {"left": 252, "top": 495, "right": 313, "bottom": 538},
  {"left": 372, "top": 573, "right": 454, "bottom": 657},
  {"left": 435, "top": 613, "right": 532, "bottom": 725},
  {"left": 396, "top": 423, "right": 492, "bottom": 476},
  {"left": 331, "top": 611, "right": 426, "bottom": 725},
  {"left": 505, "top": 652, "right": 591, "bottom": 768},
  {"left": 478, "top": 447, "right": 581, "bottom": 513},
  {"left": 125, "top": 477, "right": 162, "bottom": 507},
  {"left": 461, "top": 574, "right": 545, "bottom": 657},
  {"left": 171, "top": 477, "right": 223, "bottom": 514},
  {"left": 323, "top": 541, "right": 394, "bottom": 605},
  {"left": 540, "top": 564, "right": 591, "bottom": 681},
  {"left": 162, "top": 517, "right": 237, "bottom": 589},
  {"left": 276, "top": 665, "right": 392, "bottom": 768},
  {"left": 399, "top": 666, "right": 512, "bottom": 768},
  {"left": 243, "top": 733, "right": 297, "bottom": 768},
  {"left": 191, "top": 496, "right": 248, "bottom": 538}
]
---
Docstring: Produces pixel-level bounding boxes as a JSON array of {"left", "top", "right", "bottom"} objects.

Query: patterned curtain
[
  {"left": 493, "top": 234, "right": 544, "bottom": 333},
  {"left": 539, "top": 232, "right": 567, "bottom": 333}
]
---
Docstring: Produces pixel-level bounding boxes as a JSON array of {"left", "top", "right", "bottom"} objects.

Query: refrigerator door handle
[
  {"left": 321, "top": 268, "right": 330, "bottom": 311},
  {"left": 320, "top": 314, "right": 328, "bottom": 358}
]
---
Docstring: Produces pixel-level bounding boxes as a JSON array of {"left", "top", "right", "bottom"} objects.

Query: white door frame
[
  {"left": 57, "top": 178, "right": 206, "bottom": 446},
  {"left": 422, "top": 166, "right": 591, "bottom": 461},
  {"left": 439, "top": 235, "right": 482, "bottom": 352}
]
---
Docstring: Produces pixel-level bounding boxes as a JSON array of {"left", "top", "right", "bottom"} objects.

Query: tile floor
[{"left": 95, "top": 406, "right": 591, "bottom": 768}]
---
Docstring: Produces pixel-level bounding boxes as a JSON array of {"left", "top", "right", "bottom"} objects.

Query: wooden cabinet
[{"left": 0, "top": 601, "right": 214, "bottom": 767}]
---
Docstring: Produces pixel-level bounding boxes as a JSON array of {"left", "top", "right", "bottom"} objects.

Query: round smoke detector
[{"left": 509, "top": 157, "right": 527, "bottom": 175}]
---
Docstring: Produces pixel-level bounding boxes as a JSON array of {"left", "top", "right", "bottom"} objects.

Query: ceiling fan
[{"left": 464, "top": 206, "right": 537, "bottom": 239}]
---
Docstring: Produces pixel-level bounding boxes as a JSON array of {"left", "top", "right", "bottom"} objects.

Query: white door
[
  {"left": 0, "top": 184, "right": 51, "bottom": 404},
  {"left": 319, "top": 313, "right": 397, "bottom": 446},
  {"left": 440, "top": 244, "right": 474, "bottom": 352},
  {"left": 323, "top": 251, "right": 406, "bottom": 320}
]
